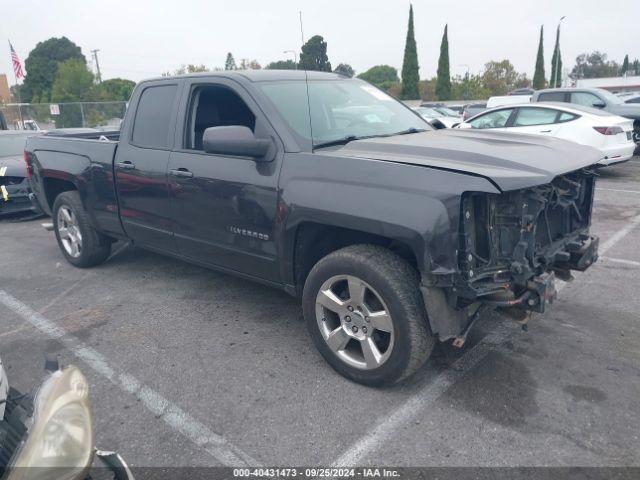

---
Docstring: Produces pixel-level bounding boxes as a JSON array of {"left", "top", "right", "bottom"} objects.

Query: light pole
[
  {"left": 459, "top": 64, "right": 470, "bottom": 100},
  {"left": 284, "top": 50, "right": 298, "bottom": 68},
  {"left": 553, "top": 16, "right": 566, "bottom": 88}
]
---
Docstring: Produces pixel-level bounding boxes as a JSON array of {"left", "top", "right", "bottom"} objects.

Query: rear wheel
[
  {"left": 53, "top": 191, "right": 112, "bottom": 268},
  {"left": 303, "top": 244, "right": 434, "bottom": 386}
]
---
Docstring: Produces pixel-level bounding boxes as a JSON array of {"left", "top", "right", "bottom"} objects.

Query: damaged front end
[{"left": 425, "top": 168, "right": 599, "bottom": 342}]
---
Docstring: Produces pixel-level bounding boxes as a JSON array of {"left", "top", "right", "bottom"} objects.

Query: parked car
[
  {"left": 412, "top": 106, "right": 458, "bottom": 128},
  {"left": 27, "top": 71, "right": 600, "bottom": 386},
  {"left": 420, "top": 102, "right": 464, "bottom": 116},
  {"left": 462, "top": 102, "right": 487, "bottom": 120},
  {"left": 0, "top": 356, "right": 133, "bottom": 479},
  {"left": 457, "top": 102, "right": 636, "bottom": 166},
  {"left": 486, "top": 95, "right": 532, "bottom": 108},
  {"left": 0, "top": 130, "right": 40, "bottom": 216},
  {"left": 532, "top": 87, "right": 640, "bottom": 142}
]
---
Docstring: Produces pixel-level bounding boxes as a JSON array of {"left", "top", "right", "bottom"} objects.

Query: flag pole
[{"left": 8, "top": 40, "right": 24, "bottom": 129}]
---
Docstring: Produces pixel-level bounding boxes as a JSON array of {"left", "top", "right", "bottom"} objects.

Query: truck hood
[
  {"left": 328, "top": 129, "right": 603, "bottom": 191},
  {"left": 0, "top": 155, "right": 27, "bottom": 178}
]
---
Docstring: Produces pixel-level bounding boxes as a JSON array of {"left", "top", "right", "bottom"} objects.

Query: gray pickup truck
[{"left": 26, "top": 71, "right": 600, "bottom": 385}]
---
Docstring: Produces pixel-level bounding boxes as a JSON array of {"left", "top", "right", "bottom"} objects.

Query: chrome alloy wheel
[
  {"left": 57, "top": 206, "right": 83, "bottom": 258},
  {"left": 315, "top": 275, "right": 395, "bottom": 370}
]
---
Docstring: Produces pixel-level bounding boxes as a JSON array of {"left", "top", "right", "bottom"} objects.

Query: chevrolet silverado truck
[{"left": 26, "top": 71, "right": 600, "bottom": 386}]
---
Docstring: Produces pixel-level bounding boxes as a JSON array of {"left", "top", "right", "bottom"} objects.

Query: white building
[{"left": 575, "top": 76, "right": 640, "bottom": 93}]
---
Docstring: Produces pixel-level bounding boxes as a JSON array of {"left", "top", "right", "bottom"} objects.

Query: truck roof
[{"left": 144, "top": 69, "right": 346, "bottom": 84}]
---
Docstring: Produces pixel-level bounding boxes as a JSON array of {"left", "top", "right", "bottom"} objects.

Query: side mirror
[
  {"left": 592, "top": 101, "right": 606, "bottom": 109},
  {"left": 203, "top": 126, "right": 271, "bottom": 160}
]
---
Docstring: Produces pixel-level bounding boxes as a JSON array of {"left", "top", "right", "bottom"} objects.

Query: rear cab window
[
  {"left": 131, "top": 84, "right": 178, "bottom": 148},
  {"left": 538, "top": 92, "right": 567, "bottom": 102}
]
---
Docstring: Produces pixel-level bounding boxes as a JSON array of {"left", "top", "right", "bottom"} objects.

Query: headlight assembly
[{"left": 6, "top": 366, "right": 94, "bottom": 480}]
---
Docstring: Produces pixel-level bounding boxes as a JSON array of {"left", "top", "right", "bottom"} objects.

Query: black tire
[
  {"left": 302, "top": 244, "right": 434, "bottom": 386},
  {"left": 52, "top": 191, "right": 112, "bottom": 268}
]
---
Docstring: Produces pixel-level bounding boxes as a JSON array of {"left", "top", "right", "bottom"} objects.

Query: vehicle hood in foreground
[
  {"left": 0, "top": 155, "right": 26, "bottom": 178},
  {"left": 328, "top": 129, "right": 603, "bottom": 191}
]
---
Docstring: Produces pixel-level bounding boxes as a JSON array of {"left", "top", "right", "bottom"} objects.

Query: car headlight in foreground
[{"left": 6, "top": 366, "right": 93, "bottom": 480}]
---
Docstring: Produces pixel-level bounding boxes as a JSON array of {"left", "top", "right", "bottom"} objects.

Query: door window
[
  {"left": 132, "top": 84, "right": 177, "bottom": 148},
  {"left": 512, "top": 108, "right": 559, "bottom": 126},
  {"left": 537, "top": 92, "right": 566, "bottom": 102},
  {"left": 185, "top": 86, "right": 256, "bottom": 150},
  {"left": 468, "top": 109, "right": 514, "bottom": 129},
  {"left": 570, "top": 92, "right": 602, "bottom": 108}
]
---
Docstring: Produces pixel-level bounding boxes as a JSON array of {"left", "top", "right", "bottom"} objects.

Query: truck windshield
[{"left": 258, "top": 78, "right": 431, "bottom": 149}]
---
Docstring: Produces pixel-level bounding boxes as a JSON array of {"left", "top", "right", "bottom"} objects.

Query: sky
[{"left": 1, "top": 0, "right": 639, "bottom": 85}]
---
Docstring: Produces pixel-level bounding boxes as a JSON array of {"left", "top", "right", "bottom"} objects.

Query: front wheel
[
  {"left": 53, "top": 191, "right": 112, "bottom": 268},
  {"left": 302, "top": 245, "right": 434, "bottom": 386}
]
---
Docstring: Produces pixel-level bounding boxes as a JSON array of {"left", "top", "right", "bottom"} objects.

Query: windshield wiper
[
  {"left": 389, "top": 127, "right": 428, "bottom": 136},
  {"left": 313, "top": 135, "right": 360, "bottom": 150}
]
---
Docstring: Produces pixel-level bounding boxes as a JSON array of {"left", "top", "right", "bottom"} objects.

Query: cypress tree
[
  {"left": 435, "top": 24, "right": 452, "bottom": 100},
  {"left": 622, "top": 54, "right": 629, "bottom": 75},
  {"left": 533, "top": 26, "right": 546, "bottom": 90},
  {"left": 401, "top": 5, "right": 420, "bottom": 99},
  {"left": 550, "top": 26, "right": 563, "bottom": 87}
]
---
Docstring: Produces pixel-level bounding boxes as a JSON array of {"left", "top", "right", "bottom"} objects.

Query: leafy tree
[
  {"left": 334, "top": 63, "right": 355, "bottom": 77},
  {"left": 550, "top": 26, "right": 563, "bottom": 88},
  {"left": 21, "top": 37, "right": 85, "bottom": 103},
  {"left": 621, "top": 55, "right": 629, "bottom": 75},
  {"left": 163, "top": 64, "right": 209, "bottom": 76},
  {"left": 400, "top": 5, "right": 420, "bottom": 99},
  {"left": 533, "top": 26, "right": 546, "bottom": 90},
  {"left": 50, "top": 58, "right": 94, "bottom": 128},
  {"left": 450, "top": 74, "right": 490, "bottom": 100},
  {"left": 299, "top": 35, "right": 331, "bottom": 71},
  {"left": 633, "top": 59, "right": 640, "bottom": 76},
  {"left": 357, "top": 65, "right": 399, "bottom": 89},
  {"left": 266, "top": 60, "right": 297, "bottom": 70},
  {"left": 239, "top": 59, "right": 261, "bottom": 70},
  {"left": 482, "top": 59, "right": 524, "bottom": 96},
  {"left": 435, "top": 24, "right": 451, "bottom": 100},
  {"left": 225, "top": 53, "right": 237, "bottom": 70},
  {"left": 88, "top": 78, "right": 136, "bottom": 102},
  {"left": 570, "top": 51, "right": 620, "bottom": 79}
]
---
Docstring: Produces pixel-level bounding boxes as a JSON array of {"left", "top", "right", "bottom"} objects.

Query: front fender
[{"left": 277, "top": 152, "right": 499, "bottom": 284}]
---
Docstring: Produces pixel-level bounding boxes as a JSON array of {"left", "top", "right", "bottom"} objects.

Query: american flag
[{"left": 9, "top": 41, "right": 25, "bottom": 79}]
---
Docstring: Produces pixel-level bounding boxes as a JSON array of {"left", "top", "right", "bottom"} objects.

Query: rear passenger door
[
  {"left": 167, "top": 78, "right": 282, "bottom": 282},
  {"left": 509, "top": 107, "right": 562, "bottom": 136},
  {"left": 115, "top": 81, "right": 181, "bottom": 252}
]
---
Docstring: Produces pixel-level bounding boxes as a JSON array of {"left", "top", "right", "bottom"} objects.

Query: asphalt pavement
[{"left": 1, "top": 158, "right": 639, "bottom": 469}]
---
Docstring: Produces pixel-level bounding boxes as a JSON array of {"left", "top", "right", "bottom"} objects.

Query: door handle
[
  {"left": 116, "top": 161, "right": 135, "bottom": 170},
  {"left": 169, "top": 168, "right": 194, "bottom": 178},
  {"left": 539, "top": 130, "right": 552, "bottom": 133}
]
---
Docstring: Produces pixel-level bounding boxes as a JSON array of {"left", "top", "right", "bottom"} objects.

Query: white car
[
  {"left": 412, "top": 107, "right": 458, "bottom": 129},
  {"left": 456, "top": 102, "right": 636, "bottom": 166}
]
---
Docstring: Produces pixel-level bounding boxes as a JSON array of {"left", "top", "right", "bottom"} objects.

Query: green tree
[
  {"left": 400, "top": 5, "right": 420, "bottom": 99},
  {"left": 450, "top": 74, "right": 491, "bottom": 101},
  {"left": 533, "top": 26, "right": 546, "bottom": 89},
  {"left": 482, "top": 59, "right": 522, "bottom": 96},
  {"left": 435, "top": 24, "right": 451, "bottom": 100},
  {"left": 550, "top": 25, "right": 563, "bottom": 88},
  {"left": 225, "top": 53, "right": 237, "bottom": 70},
  {"left": 21, "top": 37, "right": 85, "bottom": 103},
  {"left": 299, "top": 35, "right": 331, "bottom": 71},
  {"left": 88, "top": 78, "right": 136, "bottom": 102},
  {"left": 570, "top": 51, "right": 620, "bottom": 79},
  {"left": 334, "top": 63, "right": 355, "bottom": 77},
  {"left": 621, "top": 54, "right": 629, "bottom": 75},
  {"left": 50, "top": 58, "right": 94, "bottom": 128},
  {"left": 633, "top": 59, "right": 640, "bottom": 75},
  {"left": 357, "top": 65, "right": 399, "bottom": 89},
  {"left": 266, "top": 60, "right": 297, "bottom": 70}
]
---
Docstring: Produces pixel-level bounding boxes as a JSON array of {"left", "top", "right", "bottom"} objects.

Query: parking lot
[{"left": 1, "top": 158, "right": 639, "bottom": 468}]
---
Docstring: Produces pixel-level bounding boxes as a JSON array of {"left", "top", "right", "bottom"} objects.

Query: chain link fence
[{"left": 0, "top": 101, "right": 127, "bottom": 130}]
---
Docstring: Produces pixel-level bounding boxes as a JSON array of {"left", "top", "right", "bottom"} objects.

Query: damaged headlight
[{"left": 6, "top": 366, "right": 94, "bottom": 480}]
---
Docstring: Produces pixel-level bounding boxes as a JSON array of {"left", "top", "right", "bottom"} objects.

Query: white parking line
[
  {"left": 602, "top": 256, "right": 640, "bottom": 267},
  {"left": 596, "top": 188, "right": 640, "bottom": 195},
  {"left": 333, "top": 214, "right": 640, "bottom": 467},
  {"left": 0, "top": 290, "right": 258, "bottom": 467}
]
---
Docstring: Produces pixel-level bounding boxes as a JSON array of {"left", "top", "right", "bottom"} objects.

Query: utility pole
[{"left": 91, "top": 49, "right": 102, "bottom": 83}]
